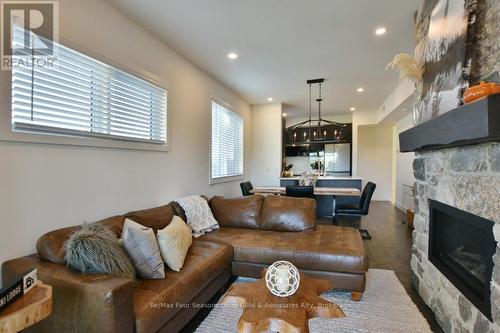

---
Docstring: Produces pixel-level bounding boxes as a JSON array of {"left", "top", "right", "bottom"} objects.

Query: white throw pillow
[
  {"left": 176, "top": 195, "right": 219, "bottom": 237},
  {"left": 121, "top": 218, "right": 165, "bottom": 279},
  {"left": 157, "top": 216, "right": 193, "bottom": 271}
]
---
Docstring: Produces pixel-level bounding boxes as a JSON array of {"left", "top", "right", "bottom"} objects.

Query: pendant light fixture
[{"left": 286, "top": 79, "right": 348, "bottom": 144}]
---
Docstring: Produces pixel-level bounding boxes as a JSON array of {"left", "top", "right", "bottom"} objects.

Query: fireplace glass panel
[
  {"left": 428, "top": 200, "right": 496, "bottom": 321},
  {"left": 433, "top": 209, "right": 488, "bottom": 295}
]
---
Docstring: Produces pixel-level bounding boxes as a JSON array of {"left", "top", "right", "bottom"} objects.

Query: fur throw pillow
[{"left": 64, "top": 222, "right": 136, "bottom": 279}]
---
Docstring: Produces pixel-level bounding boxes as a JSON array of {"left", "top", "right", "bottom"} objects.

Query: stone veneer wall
[{"left": 411, "top": 143, "right": 500, "bottom": 332}]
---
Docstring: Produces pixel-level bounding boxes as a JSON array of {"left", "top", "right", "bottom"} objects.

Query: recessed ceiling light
[
  {"left": 227, "top": 52, "right": 238, "bottom": 60},
  {"left": 267, "top": 97, "right": 273, "bottom": 102},
  {"left": 350, "top": 107, "right": 356, "bottom": 111},
  {"left": 375, "top": 27, "right": 387, "bottom": 35},
  {"left": 282, "top": 113, "right": 287, "bottom": 117},
  {"left": 357, "top": 87, "right": 364, "bottom": 92}
]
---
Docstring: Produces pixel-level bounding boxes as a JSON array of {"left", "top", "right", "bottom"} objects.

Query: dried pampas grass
[{"left": 386, "top": 53, "right": 423, "bottom": 94}]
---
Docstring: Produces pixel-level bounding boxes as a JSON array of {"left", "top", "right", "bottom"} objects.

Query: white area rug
[{"left": 195, "top": 269, "right": 432, "bottom": 333}]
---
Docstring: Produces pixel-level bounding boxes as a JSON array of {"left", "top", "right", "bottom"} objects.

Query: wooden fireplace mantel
[{"left": 399, "top": 94, "right": 500, "bottom": 153}]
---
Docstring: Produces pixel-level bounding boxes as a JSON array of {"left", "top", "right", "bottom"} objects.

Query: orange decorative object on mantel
[{"left": 463, "top": 81, "right": 500, "bottom": 104}]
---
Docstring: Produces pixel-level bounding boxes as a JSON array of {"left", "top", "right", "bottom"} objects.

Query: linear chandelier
[{"left": 287, "top": 78, "right": 347, "bottom": 143}]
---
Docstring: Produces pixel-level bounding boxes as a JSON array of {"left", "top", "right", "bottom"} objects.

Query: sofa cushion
[
  {"left": 199, "top": 225, "right": 367, "bottom": 274},
  {"left": 36, "top": 215, "right": 125, "bottom": 265},
  {"left": 133, "top": 240, "right": 233, "bottom": 333},
  {"left": 209, "top": 195, "right": 264, "bottom": 229},
  {"left": 125, "top": 204, "right": 174, "bottom": 232},
  {"left": 259, "top": 195, "right": 316, "bottom": 232}
]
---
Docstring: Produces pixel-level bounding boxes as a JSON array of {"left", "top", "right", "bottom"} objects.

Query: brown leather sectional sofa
[{"left": 1, "top": 194, "right": 368, "bottom": 333}]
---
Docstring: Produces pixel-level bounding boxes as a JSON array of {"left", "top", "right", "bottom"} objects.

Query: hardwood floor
[
  {"left": 183, "top": 201, "right": 443, "bottom": 332},
  {"left": 325, "top": 201, "right": 443, "bottom": 333}
]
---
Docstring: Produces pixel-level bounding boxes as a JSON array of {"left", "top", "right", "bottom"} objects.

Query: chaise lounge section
[{"left": 202, "top": 195, "right": 367, "bottom": 295}]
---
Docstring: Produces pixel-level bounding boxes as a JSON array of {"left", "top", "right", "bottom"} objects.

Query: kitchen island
[{"left": 280, "top": 176, "right": 363, "bottom": 217}]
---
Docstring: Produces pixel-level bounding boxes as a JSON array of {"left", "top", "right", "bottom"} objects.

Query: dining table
[
  {"left": 250, "top": 186, "right": 361, "bottom": 217},
  {"left": 250, "top": 186, "right": 360, "bottom": 196}
]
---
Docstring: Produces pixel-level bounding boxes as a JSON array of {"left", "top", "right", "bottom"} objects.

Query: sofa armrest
[{"left": 2, "top": 255, "right": 135, "bottom": 333}]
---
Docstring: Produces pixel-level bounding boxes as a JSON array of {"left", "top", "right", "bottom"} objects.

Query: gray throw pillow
[
  {"left": 64, "top": 222, "right": 136, "bottom": 279},
  {"left": 121, "top": 218, "right": 165, "bottom": 279}
]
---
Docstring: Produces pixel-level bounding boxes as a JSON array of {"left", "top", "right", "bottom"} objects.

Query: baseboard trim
[{"left": 394, "top": 202, "right": 407, "bottom": 212}]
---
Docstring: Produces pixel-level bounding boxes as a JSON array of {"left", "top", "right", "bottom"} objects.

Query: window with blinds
[
  {"left": 211, "top": 101, "right": 244, "bottom": 180},
  {"left": 11, "top": 27, "right": 167, "bottom": 144}
]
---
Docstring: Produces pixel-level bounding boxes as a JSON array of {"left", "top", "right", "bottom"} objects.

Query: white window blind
[
  {"left": 211, "top": 101, "right": 243, "bottom": 180},
  {"left": 11, "top": 27, "right": 167, "bottom": 144}
]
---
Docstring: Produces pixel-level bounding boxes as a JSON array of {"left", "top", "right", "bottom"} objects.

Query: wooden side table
[
  {"left": 221, "top": 271, "right": 344, "bottom": 333},
  {"left": 0, "top": 281, "right": 52, "bottom": 333}
]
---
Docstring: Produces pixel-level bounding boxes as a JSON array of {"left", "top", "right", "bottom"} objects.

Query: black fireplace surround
[{"left": 429, "top": 199, "right": 497, "bottom": 321}]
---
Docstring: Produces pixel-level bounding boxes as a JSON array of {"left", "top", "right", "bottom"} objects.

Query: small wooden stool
[
  {"left": 221, "top": 270, "right": 344, "bottom": 333},
  {"left": 0, "top": 281, "right": 52, "bottom": 333}
]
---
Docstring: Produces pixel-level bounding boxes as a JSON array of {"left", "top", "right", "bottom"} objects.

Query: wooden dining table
[
  {"left": 250, "top": 186, "right": 361, "bottom": 217},
  {"left": 250, "top": 186, "right": 361, "bottom": 197}
]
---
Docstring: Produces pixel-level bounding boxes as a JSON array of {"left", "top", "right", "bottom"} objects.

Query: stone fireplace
[
  {"left": 411, "top": 143, "right": 500, "bottom": 332},
  {"left": 406, "top": 0, "right": 499, "bottom": 330},
  {"left": 428, "top": 199, "right": 496, "bottom": 321}
]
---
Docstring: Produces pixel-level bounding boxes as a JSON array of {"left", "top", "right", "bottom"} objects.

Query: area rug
[{"left": 195, "top": 269, "right": 432, "bottom": 333}]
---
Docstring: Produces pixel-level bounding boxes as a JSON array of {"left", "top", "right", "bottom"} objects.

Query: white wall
[
  {"left": 378, "top": 80, "right": 415, "bottom": 123},
  {"left": 351, "top": 109, "right": 379, "bottom": 176},
  {"left": 0, "top": 0, "right": 251, "bottom": 273},
  {"left": 394, "top": 114, "right": 416, "bottom": 211},
  {"left": 357, "top": 125, "right": 394, "bottom": 201},
  {"left": 249, "top": 104, "right": 282, "bottom": 186}
]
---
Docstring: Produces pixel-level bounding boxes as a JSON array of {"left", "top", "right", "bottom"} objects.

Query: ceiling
[{"left": 105, "top": 0, "right": 420, "bottom": 117}]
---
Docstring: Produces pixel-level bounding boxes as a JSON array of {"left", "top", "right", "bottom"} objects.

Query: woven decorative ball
[{"left": 265, "top": 261, "right": 300, "bottom": 297}]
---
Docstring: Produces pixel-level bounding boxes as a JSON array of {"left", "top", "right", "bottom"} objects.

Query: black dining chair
[
  {"left": 240, "top": 181, "right": 254, "bottom": 196},
  {"left": 285, "top": 186, "right": 315, "bottom": 198},
  {"left": 335, "top": 182, "right": 376, "bottom": 240}
]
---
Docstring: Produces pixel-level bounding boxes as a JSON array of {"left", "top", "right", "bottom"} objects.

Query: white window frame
[
  {"left": 0, "top": 33, "right": 169, "bottom": 152},
  {"left": 209, "top": 99, "right": 244, "bottom": 184}
]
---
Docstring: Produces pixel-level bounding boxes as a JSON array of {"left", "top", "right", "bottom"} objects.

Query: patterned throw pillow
[
  {"left": 157, "top": 216, "right": 193, "bottom": 271},
  {"left": 176, "top": 195, "right": 219, "bottom": 237},
  {"left": 64, "top": 222, "right": 136, "bottom": 279},
  {"left": 121, "top": 219, "right": 165, "bottom": 279}
]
